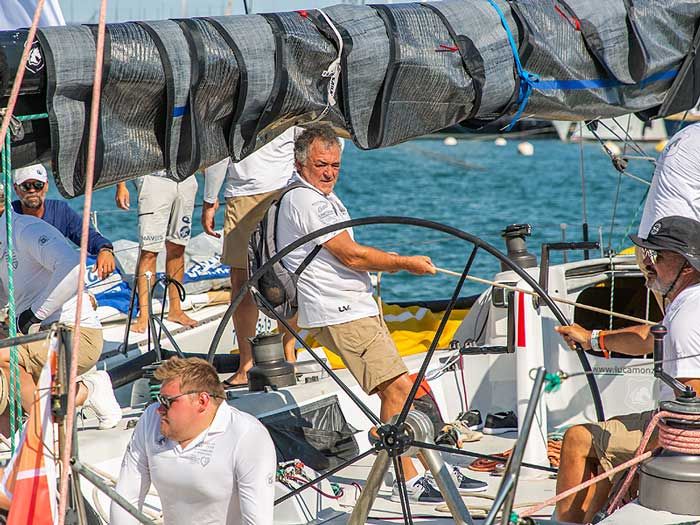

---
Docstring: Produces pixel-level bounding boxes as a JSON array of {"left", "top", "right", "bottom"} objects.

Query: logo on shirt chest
[
  {"left": 338, "top": 305, "right": 351, "bottom": 313},
  {"left": 184, "top": 442, "right": 216, "bottom": 468}
]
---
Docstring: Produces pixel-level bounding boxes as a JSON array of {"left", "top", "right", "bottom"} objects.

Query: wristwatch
[{"left": 590, "top": 329, "right": 601, "bottom": 351}]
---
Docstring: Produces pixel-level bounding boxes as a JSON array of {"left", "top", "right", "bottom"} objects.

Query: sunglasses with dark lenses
[
  {"left": 19, "top": 181, "right": 45, "bottom": 192},
  {"left": 156, "top": 391, "right": 222, "bottom": 410}
]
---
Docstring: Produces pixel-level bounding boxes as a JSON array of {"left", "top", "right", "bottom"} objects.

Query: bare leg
[
  {"left": 377, "top": 373, "right": 419, "bottom": 481},
  {"left": 131, "top": 250, "right": 158, "bottom": 333},
  {"left": 165, "top": 241, "right": 197, "bottom": 328},
  {"left": 0, "top": 469, "right": 8, "bottom": 509},
  {"left": 0, "top": 347, "right": 84, "bottom": 437},
  {"left": 555, "top": 425, "right": 611, "bottom": 523},
  {"left": 225, "top": 268, "right": 259, "bottom": 385},
  {"left": 281, "top": 315, "right": 299, "bottom": 363}
]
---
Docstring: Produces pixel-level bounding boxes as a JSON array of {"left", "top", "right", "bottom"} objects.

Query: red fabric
[
  {"left": 408, "top": 373, "right": 431, "bottom": 399},
  {"left": 8, "top": 476, "right": 53, "bottom": 525},
  {"left": 516, "top": 292, "right": 527, "bottom": 347}
]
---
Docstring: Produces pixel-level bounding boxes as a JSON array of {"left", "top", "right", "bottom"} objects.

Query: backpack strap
[{"left": 275, "top": 180, "right": 327, "bottom": 276}]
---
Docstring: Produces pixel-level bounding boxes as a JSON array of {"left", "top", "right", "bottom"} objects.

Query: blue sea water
[{"left": 50, "top": 137, "right": 654, "bottom": 302}]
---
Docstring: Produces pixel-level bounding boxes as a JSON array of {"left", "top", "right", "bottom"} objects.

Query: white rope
[
  {"left": 312, "top": 9, "right": 343, "bottom": 122},
  {"left": 433, "top": 267, "right": 655, "bottom": 326}
]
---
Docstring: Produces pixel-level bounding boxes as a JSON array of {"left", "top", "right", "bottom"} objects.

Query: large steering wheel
[{"left": 205, "top": 216, "right": 604, "bottom": 522}]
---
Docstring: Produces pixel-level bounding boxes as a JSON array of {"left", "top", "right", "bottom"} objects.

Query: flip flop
[{"left": 222, "top": 378, "right": 248, "bottom": 390}]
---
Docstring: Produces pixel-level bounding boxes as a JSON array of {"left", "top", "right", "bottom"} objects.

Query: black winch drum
[{"left": 247, "top": 332, "right": 297, "bottom": 391}]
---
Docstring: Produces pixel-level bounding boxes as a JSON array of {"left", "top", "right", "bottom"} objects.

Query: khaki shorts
[
  {"left": 309, "top": 316, "right": 408, "bottom": 395},
  {"left": 587, "top": 410, "right": 655, "bottom": 477},
  {"left": 222, "top": 190, "right": 281, "bottom": 269},
  {"left": 137, "top": 175, "right": 198, "bottom": 253},
  {"left": 17, "top": 327, "right": 103, "bottom": 383}
]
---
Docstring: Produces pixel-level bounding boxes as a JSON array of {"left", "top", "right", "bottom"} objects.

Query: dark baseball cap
[{"left": 629, "top": 216, "right": 700, "bottom": 272}]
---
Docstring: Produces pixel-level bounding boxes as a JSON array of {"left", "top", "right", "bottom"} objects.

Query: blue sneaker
[
  {"left": 450, "top": 466, "right": 488, "bottom": 494},
  {"left": 390, "top": 475, "right": 444, "bottom": 503},
  {"left": 425, "top": 466, "right": 488, "bottom": 495}
]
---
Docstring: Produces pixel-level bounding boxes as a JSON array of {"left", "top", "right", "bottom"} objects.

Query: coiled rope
[
  {"left": 518, "top": 409, "right": 700, "bottom": 519},
  {"left": 607, "top": 410, "right": 700, "bottom": 514}
]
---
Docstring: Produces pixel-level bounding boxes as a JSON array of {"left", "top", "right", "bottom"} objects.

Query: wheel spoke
[
  {"left": 397, "top": 246, "right": 479, "bottom": 426},
  {"left": 392, "top": 456, "right": 414, "bottom": 525},
  {"left": 251, "top": 288, "right": 382, "bottom": 426}
]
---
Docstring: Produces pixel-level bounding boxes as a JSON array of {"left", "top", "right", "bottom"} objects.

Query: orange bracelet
[{"left": 599, "top": 331, "right": 609, "bottom": 359}]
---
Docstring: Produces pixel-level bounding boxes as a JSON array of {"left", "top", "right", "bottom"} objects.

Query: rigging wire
[
  {"left": 578, "top": 122, "right": 588, "bottom": 228},
  {"left": 58, "top": 1, "right": 109, "bottom": 523}
]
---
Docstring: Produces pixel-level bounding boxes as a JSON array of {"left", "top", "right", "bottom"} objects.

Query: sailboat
[
  {"left": 2, "top": 0, "right": 700, "bottom": 523},
  {"left": 552, "top": 115, "right": 669, "bottom": 143}
]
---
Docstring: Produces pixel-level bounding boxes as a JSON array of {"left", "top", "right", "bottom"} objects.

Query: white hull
[
  {"left": 58, "top": 253, "right": 695, "bottom": 524},
  {"left": 553, "top": 115, "right": 668, "bottom": 143}
]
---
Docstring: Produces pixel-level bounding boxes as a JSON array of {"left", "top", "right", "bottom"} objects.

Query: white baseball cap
[{"left": 13, "top": 163, "right": 48, "bottom": 185}]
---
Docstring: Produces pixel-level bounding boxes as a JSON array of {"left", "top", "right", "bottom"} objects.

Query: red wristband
[{"left": 599, "top": 331, "right": 609, "bottom": 359}]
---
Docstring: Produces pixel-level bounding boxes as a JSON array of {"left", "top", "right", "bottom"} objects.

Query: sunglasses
[
  {"left": 642, "top": 248, "right": 658, "bottom": 264},
  {"left": 156, "top": 390, "right": 222, "bottom": 410},
  {"left": 19, "top": 181, "right": 45, "bottom": 192}
]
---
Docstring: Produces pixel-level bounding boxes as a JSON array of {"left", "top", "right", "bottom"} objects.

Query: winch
[
  {"left": 638, "top": 325, "right": 700, "bottom": 515},
  {"left": 247, "top": 332, "right": 297, "bottom": 392},
  {"left": 500, "top": 224, "right": 537, "bottom": 271}
]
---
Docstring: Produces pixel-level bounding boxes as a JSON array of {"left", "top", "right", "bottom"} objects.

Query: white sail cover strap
[{"left": 317, "top": 8, "right": 344, "bottom": 111}]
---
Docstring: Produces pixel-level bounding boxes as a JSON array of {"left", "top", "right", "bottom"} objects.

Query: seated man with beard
[{"left": 553, "top": 216, "right": 700, "bottom": 523}]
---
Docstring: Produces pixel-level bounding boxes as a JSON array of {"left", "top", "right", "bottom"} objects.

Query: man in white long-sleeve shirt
[
  {"left": 0, "top": 186, "right": 104, "bottom": 435},
  {"left": 111, "top": 357, "right": 276, "bottom": 525}
]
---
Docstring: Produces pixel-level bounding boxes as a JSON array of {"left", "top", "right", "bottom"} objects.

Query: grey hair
[{"left": 294, "top": 124, "right": 341, "bottom": 165}]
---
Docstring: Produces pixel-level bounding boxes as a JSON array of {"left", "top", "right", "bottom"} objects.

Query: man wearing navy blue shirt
[
  {"left": 11, "top": 164, "right": 116, "bottom": 279},
  {"left": 6, "top": 164, "right": 123, "bottom": 429}
]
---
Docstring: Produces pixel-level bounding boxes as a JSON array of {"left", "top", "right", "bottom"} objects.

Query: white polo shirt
[
  {"left": 203, "top": 127, "right": 300, "bottom": 202},
  {"left": 659, "top": 282, "right": 700, "bottom": 400},
  {"left": 638, "top": 123, "right": 700, "bottom": 237},
  {"left": 277, "top": 174, "right": 379, "bottom": 328},
  {"left": 111, "top": 402, "right": 276, "bottom": 525},
  {"left": 0, "top": 213, "right": 100, "bottom": 328}
]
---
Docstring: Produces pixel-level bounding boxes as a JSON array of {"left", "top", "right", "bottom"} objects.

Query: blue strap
[
  {"left": 536, "top": 68, "right": 678, "bottom": 90},
  {"left": 485, "top": 0, "right": 539, "bottom": 131},
  {"left": 483, "top": 0, "right": 678, "bottom": 128}
]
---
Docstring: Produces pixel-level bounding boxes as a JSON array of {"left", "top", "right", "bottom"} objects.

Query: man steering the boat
[
  {"left": 110, "top": 357, "right": 276, "bottom": 525},
  {"left": 276, "top": 124, "right": 453, "bottom": 502},
  {"left": 0, "top": 183, "right": 109, "bottom": 436},
  {"left": 554, "top": 215, "right": 700, "bottom": 523}
]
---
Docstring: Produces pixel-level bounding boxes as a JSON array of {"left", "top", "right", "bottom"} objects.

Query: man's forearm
[
  {"left": 342, "top": 244, "right": 410, "bottom": 273},
  {"left": 32, "top": 265, "right": 80, "bottom": 320},
  {"left": 203, "top": 159, "right": 228, "bottom": 203},
  {"left": 598, "top": 325, "right": 652, "bottom": 356}
]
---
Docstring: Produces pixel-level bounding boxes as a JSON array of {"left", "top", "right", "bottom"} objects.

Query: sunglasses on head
[
  {"left": 19, "top": 181, "right": 45, "bottom": 192},
  {"left": 156, "top": 390, "right": 222, "bottom": 410}
]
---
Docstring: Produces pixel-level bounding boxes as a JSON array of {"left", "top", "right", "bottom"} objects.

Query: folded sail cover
[{"left": 18, "top": 0, "right": 700, "bottom": 196}]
